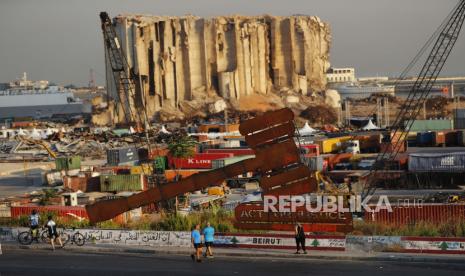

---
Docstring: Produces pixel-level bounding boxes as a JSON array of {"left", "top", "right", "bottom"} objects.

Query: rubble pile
[{"left": 300, "top": 104, "right": 338, "bottom": 125}]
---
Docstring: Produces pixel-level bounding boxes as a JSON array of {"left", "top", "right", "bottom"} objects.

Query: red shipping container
[
  {"left": 168, "top": 153, "right": 233, "bottom": 169},
  {"left": 10, "top": 205, "right": 88, "bottom": 219},
  {"left": 204, "top": 148, "right": 255, "bottom": 156},
  {"left": 364, "top": 204, "right": 465, "bottom": 225}
]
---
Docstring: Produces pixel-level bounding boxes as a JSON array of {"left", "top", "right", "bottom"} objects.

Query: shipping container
[
  {"left": 323, "top": 153, "right": 353, "bottom": 170},
  {"left": 0, "top": 206, "right": 11, "bottom": 218},
  {"left": 432, "top": 131, "right": 446, "bottom": 146},
  {"left": 10, "top": 205, "right": 88, "bottom": 219},
  {"left": 354, "top": 134, "right": 382, "bottom": 153},
  {"left": 406, "top": 119, "right": 454, "bottom": 132},
  {"left": 458, "top": 130, "right": 465, "bottom": 146},
  {"left": 204, "top": 148, "right": 255, "bottom": 156},
  {"left": 455, "top": 118, "right": 465, "bottom": 130},
  {"left": 445, "top": 130, "right": 459, "bottom": 146},
  {"left": 45, "top": 170, "right": 63, "bottom": 186},
  {"left": 153, "top": 156, "right": 167, "bottom": 171},
  {"left": 99, "top": 174, "right": 144, "bottom": 192},
  {"left": 416, "top": 132, "right": 433, "bottom": 146},
  {"left": 55, "top": 156, "right": 81, "bottom": 171},
  {"left": 211, "top": 155, "right": 255, "bottom": 169},
  {"left": 63, "top": 175, "right": 100, "bottom": 192},
  {"left": 304, "top": 155, "right": 324, "bottom": 171},
  {"left": 299, "top": 144, "right": 319, "bottom": 157},
  {"left": 364, "top": 204, "right": 465, "bottom": 225},
  {"left": 164, "top": 169, "right": 206, "bottom": 181},
  {"left": 315, "top": 136, "right": 352, "bottom": 154},
  {"left": 454, "top": 108, "right": 465, "bottom": 118},
  {"left": 106, "top": 147, "right": 139, "bottom": 166},
  {"left": 168, "top": 153, "right": 233, "bottom": 169},
  {"left": 409, "top": 152, "right": 465, "bottom": 172}
]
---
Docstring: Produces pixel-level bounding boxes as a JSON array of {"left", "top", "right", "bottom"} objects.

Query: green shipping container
[
  {"left": 406, "top": 120, "right": 453, "bottom": 132},
  {"left": 55, "top": 156, "right": 81, "bottom": 171},
  {"left": 100, "top": 174, "right": 144, "bottom": 192},
  {"left": 153, "top": 156, "right": 167, "bottom": 170}
]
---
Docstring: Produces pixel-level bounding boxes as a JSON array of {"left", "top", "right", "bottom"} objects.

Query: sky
[{"left": 0, "top": 0, "right": 464, "bottom": 86}]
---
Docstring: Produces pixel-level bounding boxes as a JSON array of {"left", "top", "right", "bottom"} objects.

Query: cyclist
[
  {"left": 45, "top": 215, "right": 63, "bottom": 250},
  {"left": 29, "top": 210, "right": 40, "bottom": 243}
]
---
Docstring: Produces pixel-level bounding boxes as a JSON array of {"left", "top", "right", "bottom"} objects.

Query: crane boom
[
  {"left": 363, "top": 0, "right": 465, "bottom": 198},
  {"left": 100, "top": 12, "right": 143, "bottom": 125}
]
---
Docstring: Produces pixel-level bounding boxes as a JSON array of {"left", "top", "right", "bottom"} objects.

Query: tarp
[
  {"left": 298, "top": 122, "right": 317, "bottom": 135},
  {"left": 361, "top": 120, "right": 379, "bottom": 130}
]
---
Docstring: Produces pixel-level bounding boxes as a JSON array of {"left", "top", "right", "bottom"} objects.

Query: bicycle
[
  {"left": 41, "top": 227, "right": 86, "bottom": 247},
  {"left": 17, "top": 227, "right": 47, "bottom": 245}
]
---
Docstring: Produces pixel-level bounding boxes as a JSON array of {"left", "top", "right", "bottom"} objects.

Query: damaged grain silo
[{"left": 103, "top": 14, "right": 331, "bottom": 123}]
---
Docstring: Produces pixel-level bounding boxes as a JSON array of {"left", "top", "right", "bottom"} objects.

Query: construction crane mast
[
  {"left": 363, "top": 0, "right": 465, "bottom": 198},
  {"left": 100, "top": 12, "right": 146, "bottom": 127}
]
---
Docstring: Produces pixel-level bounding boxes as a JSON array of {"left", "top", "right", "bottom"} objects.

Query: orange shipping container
[{"left": 164, "top": 169, "right": 207, "bottom": 181}]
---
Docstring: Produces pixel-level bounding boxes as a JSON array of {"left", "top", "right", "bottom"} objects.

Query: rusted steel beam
[
  {"left": 264, "top": 178, "right": 317, "bottom": 197},
  {"left": 260, "top": 165, "right": 312, "bottom": 190},
  {"left": 86, "top": 109, "right": 302, "bottom": 223},
  {"left": 239, "top": 108, "right": 294, "bottom": 135},
  {"left": 245, "top": 121, "right": 295, "bottom": 148}
]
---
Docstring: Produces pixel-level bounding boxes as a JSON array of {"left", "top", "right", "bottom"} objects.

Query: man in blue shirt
[
  {"left": 203, "top": 222, "right": 215, "bottom": 258},
  {"left": 191, "top": 224, "right": 202, "bottom": 262}
]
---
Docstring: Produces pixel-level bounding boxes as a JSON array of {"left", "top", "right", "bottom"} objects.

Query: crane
[
  {"left": 362, "top": 0, "right": 465, "bottom": 199},
  {"left": 100, "top": 12, "right": 148, "bottom": 128}
]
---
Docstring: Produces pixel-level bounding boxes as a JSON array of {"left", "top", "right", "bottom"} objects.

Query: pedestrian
[
  {"left": 29, "top": 210, "right": 40, "bottom": 243},
  {"left": 45, "top": 215, "right": 63, "bottom": 251},
  {"left": 202, "top": 222, "right": 215, "bottom": 258},
  {"left": 294, "top": 222, "right": 307, "bottom": 254},
  {"left": 191, "top": 224, "right": 202, "bottom": 262}
]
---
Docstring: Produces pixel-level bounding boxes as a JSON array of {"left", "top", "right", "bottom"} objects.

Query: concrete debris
[
  {"left": 300, "top": 104, "right": 338, "bottom": 125},
  {"left": 106, "top": 14, "right": 331, "bottom": 123}
]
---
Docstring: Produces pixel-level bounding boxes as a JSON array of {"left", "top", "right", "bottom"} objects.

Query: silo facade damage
[{"left": 104, "top": 14, "right": 331, "bottom": 123}]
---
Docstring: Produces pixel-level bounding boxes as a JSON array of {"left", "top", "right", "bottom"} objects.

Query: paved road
[{"left": 1, "top": 249, "right": 465, "bottom": 276}]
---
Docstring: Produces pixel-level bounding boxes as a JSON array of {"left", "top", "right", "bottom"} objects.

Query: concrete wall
[{"left": 105, "top": 14, "right": 331, "bottom": 122}]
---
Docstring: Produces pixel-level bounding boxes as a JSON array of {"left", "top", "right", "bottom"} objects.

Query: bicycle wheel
[
  {"left": 73, "top": 232, "right": 86, "bottom": 246},
  {"left": 18, "top": 231, "right": 33, "bottom": 245},
  {"left": 61, "top": 233, "right": 71, "bottom": 246},
  {"left": 41, "top": 230, "right": 50, "bottom": 243}
]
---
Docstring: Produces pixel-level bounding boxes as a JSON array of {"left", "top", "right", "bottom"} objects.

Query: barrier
[{"left": 1, "top": 227, "right": 465, "bottom": 254}]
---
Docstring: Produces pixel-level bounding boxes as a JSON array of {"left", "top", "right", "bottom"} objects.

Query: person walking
[
  {"left": 202, "top": 222, "right": 215, "bottom": 258},
  {"left": 45, "top": 215, "right": 63, "bottom": 251},
  {"left": 294, "top": 223, "right": 307, "bottom": 254},
  {"left": 191, "top": 224, "right": 202, "bottom": 262}
]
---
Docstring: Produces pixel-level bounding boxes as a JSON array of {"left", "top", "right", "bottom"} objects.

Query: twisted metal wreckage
[{"left": 86, "top": 108, "right": 353, "bottom": 232}]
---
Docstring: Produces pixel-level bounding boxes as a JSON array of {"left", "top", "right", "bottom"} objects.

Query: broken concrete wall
[{"left": 105, "top": 14, "right": 331, "bottom": 122}]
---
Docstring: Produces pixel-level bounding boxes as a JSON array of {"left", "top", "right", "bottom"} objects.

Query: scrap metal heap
[{"left": 86, "top": 108, "right": 353, "bottom": 232}]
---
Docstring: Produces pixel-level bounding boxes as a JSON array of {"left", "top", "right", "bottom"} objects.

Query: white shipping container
[
  {"left": 45, "top": 171, "right": 63, "bottom": 186},
  {"left": 0, "top": 206, "right": 11, "bottom": 218}
]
